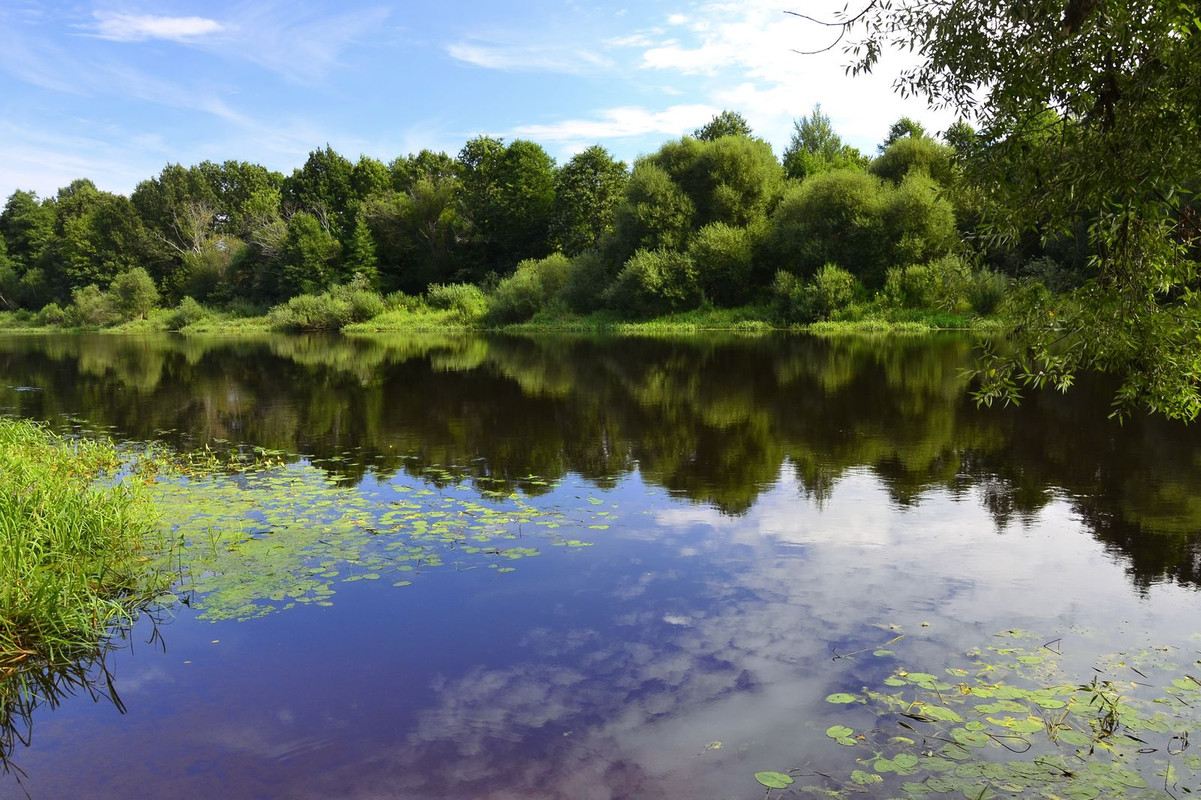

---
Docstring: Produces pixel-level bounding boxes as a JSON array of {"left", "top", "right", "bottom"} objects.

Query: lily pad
[{"left": 754, "top": 771, "right": 794, "bottom": 789}]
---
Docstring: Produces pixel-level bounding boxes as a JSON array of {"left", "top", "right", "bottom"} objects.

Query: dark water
[{"left": 0, "top": 332, "right": 1199, "bottom": 799}]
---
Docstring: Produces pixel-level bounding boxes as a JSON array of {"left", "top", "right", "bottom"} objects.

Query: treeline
[{"left": 0, "top": 108, "right": 1087, "bottom": 328}]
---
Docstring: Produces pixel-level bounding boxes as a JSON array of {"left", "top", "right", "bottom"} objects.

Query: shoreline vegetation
[
  {"left": 1, "top": 109, "right": 1036, "bottom": 344},
  {"left": 0, "top": 420, "right": 172, "bottom": 682}
]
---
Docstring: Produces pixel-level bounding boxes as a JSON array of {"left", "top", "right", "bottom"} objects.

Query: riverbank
[{"left": 0, "top": 303, "right": 1004, "bottom": 337}]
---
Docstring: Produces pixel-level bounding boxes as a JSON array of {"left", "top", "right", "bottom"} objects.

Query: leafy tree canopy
[
  {"left": 836, "top": 0, "right": 1201, "bottom": 419},
  {"left": 693, "top": 110, "right": 754, "bottom": 141}
]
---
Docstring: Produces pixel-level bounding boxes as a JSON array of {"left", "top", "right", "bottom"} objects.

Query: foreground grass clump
[{"left": 0, "top": 420, "right": 171, "bottom": 676}]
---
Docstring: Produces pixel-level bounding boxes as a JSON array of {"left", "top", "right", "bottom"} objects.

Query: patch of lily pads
[
  {"left": 133, "top": 448, "right": 614, "bottom": 621},
  {"left": 757, "top": 628, "right": 1201, "bottom": 798}
]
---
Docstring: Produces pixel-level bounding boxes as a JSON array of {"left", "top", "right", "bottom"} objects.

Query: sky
[{"left": 0, "top": 0, "right": 955, "bottom": 201}]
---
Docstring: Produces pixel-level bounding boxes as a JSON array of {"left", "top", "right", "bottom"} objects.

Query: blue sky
[{"left": 0, "top": 0, "right": 952, "bottom": 200}]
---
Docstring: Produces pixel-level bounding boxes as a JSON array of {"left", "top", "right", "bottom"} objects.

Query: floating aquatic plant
[
  {"left": 761, "top": 628, "right": 1201, "bottom": 798},
  {"left": 142, "top": 454, "right": 614, "bottom": 621}
]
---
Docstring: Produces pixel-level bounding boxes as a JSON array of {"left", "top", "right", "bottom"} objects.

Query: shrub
[
  {"left": 267, "top": 292, "right": 354, "bottom": 331},
  {"left": 168, "top": 296, "right": 209, "bottom": 330},
  {"left": 488, "top": 253, "right": 573, "bottom": 323},
  {"left": 329, "top": 281, "right": 385, "bottom": 322},
  {"left": 559, "top": 251, "right": 617, "bottom": 313},
  {"left": 384, "top": 291, "right": 426, "bottom": 312},
  {"left": 687, "top": 222, "right": 754, "bottom": 307},
  {"left": 772, "top": 265, "right": 858, "bottom": 323},
  {"left": 69, "top": 285, "right": 119, "bottom": 328},
  {"left": 37, "top": 302, "right": 67, "bottom": 326},
  {"left": 425, "top": 283, "right": 488, "bottom": 319},
  {"left": 603, "top": 248, "right": 700, "bottom": 318},
  {"left": 109, "top": 267, "right": 160, "bottom": 321}
]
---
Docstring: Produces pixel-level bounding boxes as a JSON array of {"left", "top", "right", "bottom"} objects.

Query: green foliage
[
  {"left": 168, "top": 296, "right": 209, "bottom": 330},
  {"left": 109, "top": 267, "right": 160, "bottom": 321},
  {"left": 767, "top": 169, "right": 888, "bottom": 282},
  {"left": 693, "top": 109, "right": 753, "bottom": 141},
  {"left": 649, "top": 135, "right": 784, "bottom": 230},
  {"left": 551, "top": 146, "right": 628, "bottom": 254},
  {"left": 0, "top": 420, "right": 171, "bottom": 675},
  {"left": 266, "top": 278, "right": 386, "bottom": 331},
  {"left": 882, "top": 171, "right": 958, "bottom": 268},
  {"left": 843, "top": 0, "right": 1201, "bottom": 418},
  {"left": 878, "top": 116, "right": 927, "bottom": 151},
  {"left": 279, "top": 211, "right": 341, "bottom": 295},
  {"left": 488, "top": 253, "right": 572, "bottom": 323},
  {"left": 425, "top": 282, "right": 488, "bottom": 320},
  {"left": 768, "top": 168, "right": 957, "bottom": 288},
  {"left": 772, "top": 265, "right": 858, "bottom": 324},
  {"left": 37, "top": 302, "right": 67, "bottom": 326},
  {"left": 778, "top": 630, "right": 1201, "bottom": 798},
  {"left": 456, "top": 137, "right": 556, "bottom": 275},
  {"left": 604, "top": 248, "right": 700, "bottom": 318},
  {"left": 559, "top": 251, "right": 617, "bottom": 314},
  {"left": 885, "top": 256, "right": 1009, "bottom": 315},
  {"left": 0, "top": 190, "right": 55, "bottom": 271},
  {"left": 687, "top": 222, "right": 756, "bottom": 307},
  {"left": 783, "top": 104, "right": 868, "bottom": 180},
  {"left": 870, "top": 136, "right": 954, "bottom": 185},
  {"left": 611, "top": 161, "right": 695, "bottom": 258},
  {"left": 68, "top": 284, "right": 119, "bottom": 328},
  {"left": 283, "top": 146, "right": 356, "bottom": 234}
]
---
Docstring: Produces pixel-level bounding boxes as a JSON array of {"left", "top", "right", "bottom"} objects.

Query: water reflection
[
  {"left": 1, "top": 332, "right": 1198, "bottom": 591},
  {"left": 3, "top": 331, "right": 1201, "bottom": 797}
]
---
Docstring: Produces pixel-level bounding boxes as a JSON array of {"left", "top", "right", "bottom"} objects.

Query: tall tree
[
  {"left": 693, "top": 110, "right": 754, "bottom": 141},
  {"left": 551, "top": 145, "right": 629, "bottom": 254},
  {"left": 832, "top": 0, "right": 1201, "bottom": 419},
  {"left": 782, "top": 104, "right": 868, "bottom": 180}
]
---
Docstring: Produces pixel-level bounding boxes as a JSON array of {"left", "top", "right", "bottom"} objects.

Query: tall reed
[{"left": 0, "top": 420, "right": 172, "bottom": 678}]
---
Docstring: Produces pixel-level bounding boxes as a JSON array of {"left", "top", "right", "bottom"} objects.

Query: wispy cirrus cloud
[
  {"left": 446, "top": 39, "right": 610, "bottom": 73},
  {"left": 91, "top": 12, "right": 226, "bottom": 42}
]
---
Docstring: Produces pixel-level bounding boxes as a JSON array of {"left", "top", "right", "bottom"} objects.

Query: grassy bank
[
  {"left": 1, "top": 302, "right": 1002, "bottom": 337},
  {"left": 0, "top": 420, "right": 172, "bottom": 677}
]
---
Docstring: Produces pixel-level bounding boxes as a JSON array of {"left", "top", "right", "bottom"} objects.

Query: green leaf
[
  {"left": 754, "top": 771, "right": 794, "bottom": 789},
  {"left": 826, "top": 724, "right": 854, "bottom": 739},
  {"left": 826, "top": 692, "right": 858, "bottom": 704}
]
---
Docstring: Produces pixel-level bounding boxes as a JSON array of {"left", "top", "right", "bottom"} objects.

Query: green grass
[{"left": 0, "top": 420, "right": 173, "bottom": 678}]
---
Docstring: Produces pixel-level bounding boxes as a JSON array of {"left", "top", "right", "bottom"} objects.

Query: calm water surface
[{"left": 0, "top": 332, "right": 1199, "bottom": 799}]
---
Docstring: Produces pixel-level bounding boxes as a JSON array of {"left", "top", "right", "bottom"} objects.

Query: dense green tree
[
  {"left": 391, "top": 150, "right": 457, "bottom": 190},
  {"left": 109, "top": 267, "right": 160, "bottom": 320},
  {"left": 455, "top": 137, "right": 556, "bottom": 276},
  {"left": 839, "top": 0, "right": 1201, "bottom": 418},
  {"left": 782, "top": 105, "right": 868, "bottom": 180},
  {"left": 0, "top": 190, "right": 55, "bottom": 272},
  {"left": 648, "top": 135, "right": 784, "bottom": 230},
  {"left": 693, "top": 110, "right": 754, "bottom": 141},
  {"left": 365, "top": 175, "right": 461, "bottom": 292},
  {"left": 610, "top": 162, "right": 695, "bottom": 259},
  {"left": 870, "top": 136, "right": 954, "bottom": 185},
  {"left": 767, "top": 167, "right": 956, "bottom": 288},
  {"left": 350, "top": 156, "right": 391, "bottom": 203},
  {"left": 687, "top": 222, "right": 757, "bottom": 307},
  {"left": 879, "top": 116, "right": 927, "bottom": 151},
  {"left": 550, "top": 145, "right": 628, "bottom": 254},
  {"left": 283, "top": 146, "right": 355, "bottom": 235},
  {"left": 0, "top": 234, "right": 15, "bottom": 309},
  {"left": 343, "top": 216, "right": 379, "bottom": 287},
  {"left": 493, "top": 140, "right": 556, "bottom": 268},
  {"left": 279, "top": 211, "right": 341, "bottom": 295}
]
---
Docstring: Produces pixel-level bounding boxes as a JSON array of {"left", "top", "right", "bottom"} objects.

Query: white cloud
[
  {"left": 511, "top": 104, "right": 718, "bottom": 144},
  {"left": 627, "top": 0, "right": 956, "bottom": 154},
  {"left": 92, "top": 13, "right": 225, "bottom": 42},
  {"left": 447, "top": 40, "right": 610, "bottom": 73}
]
